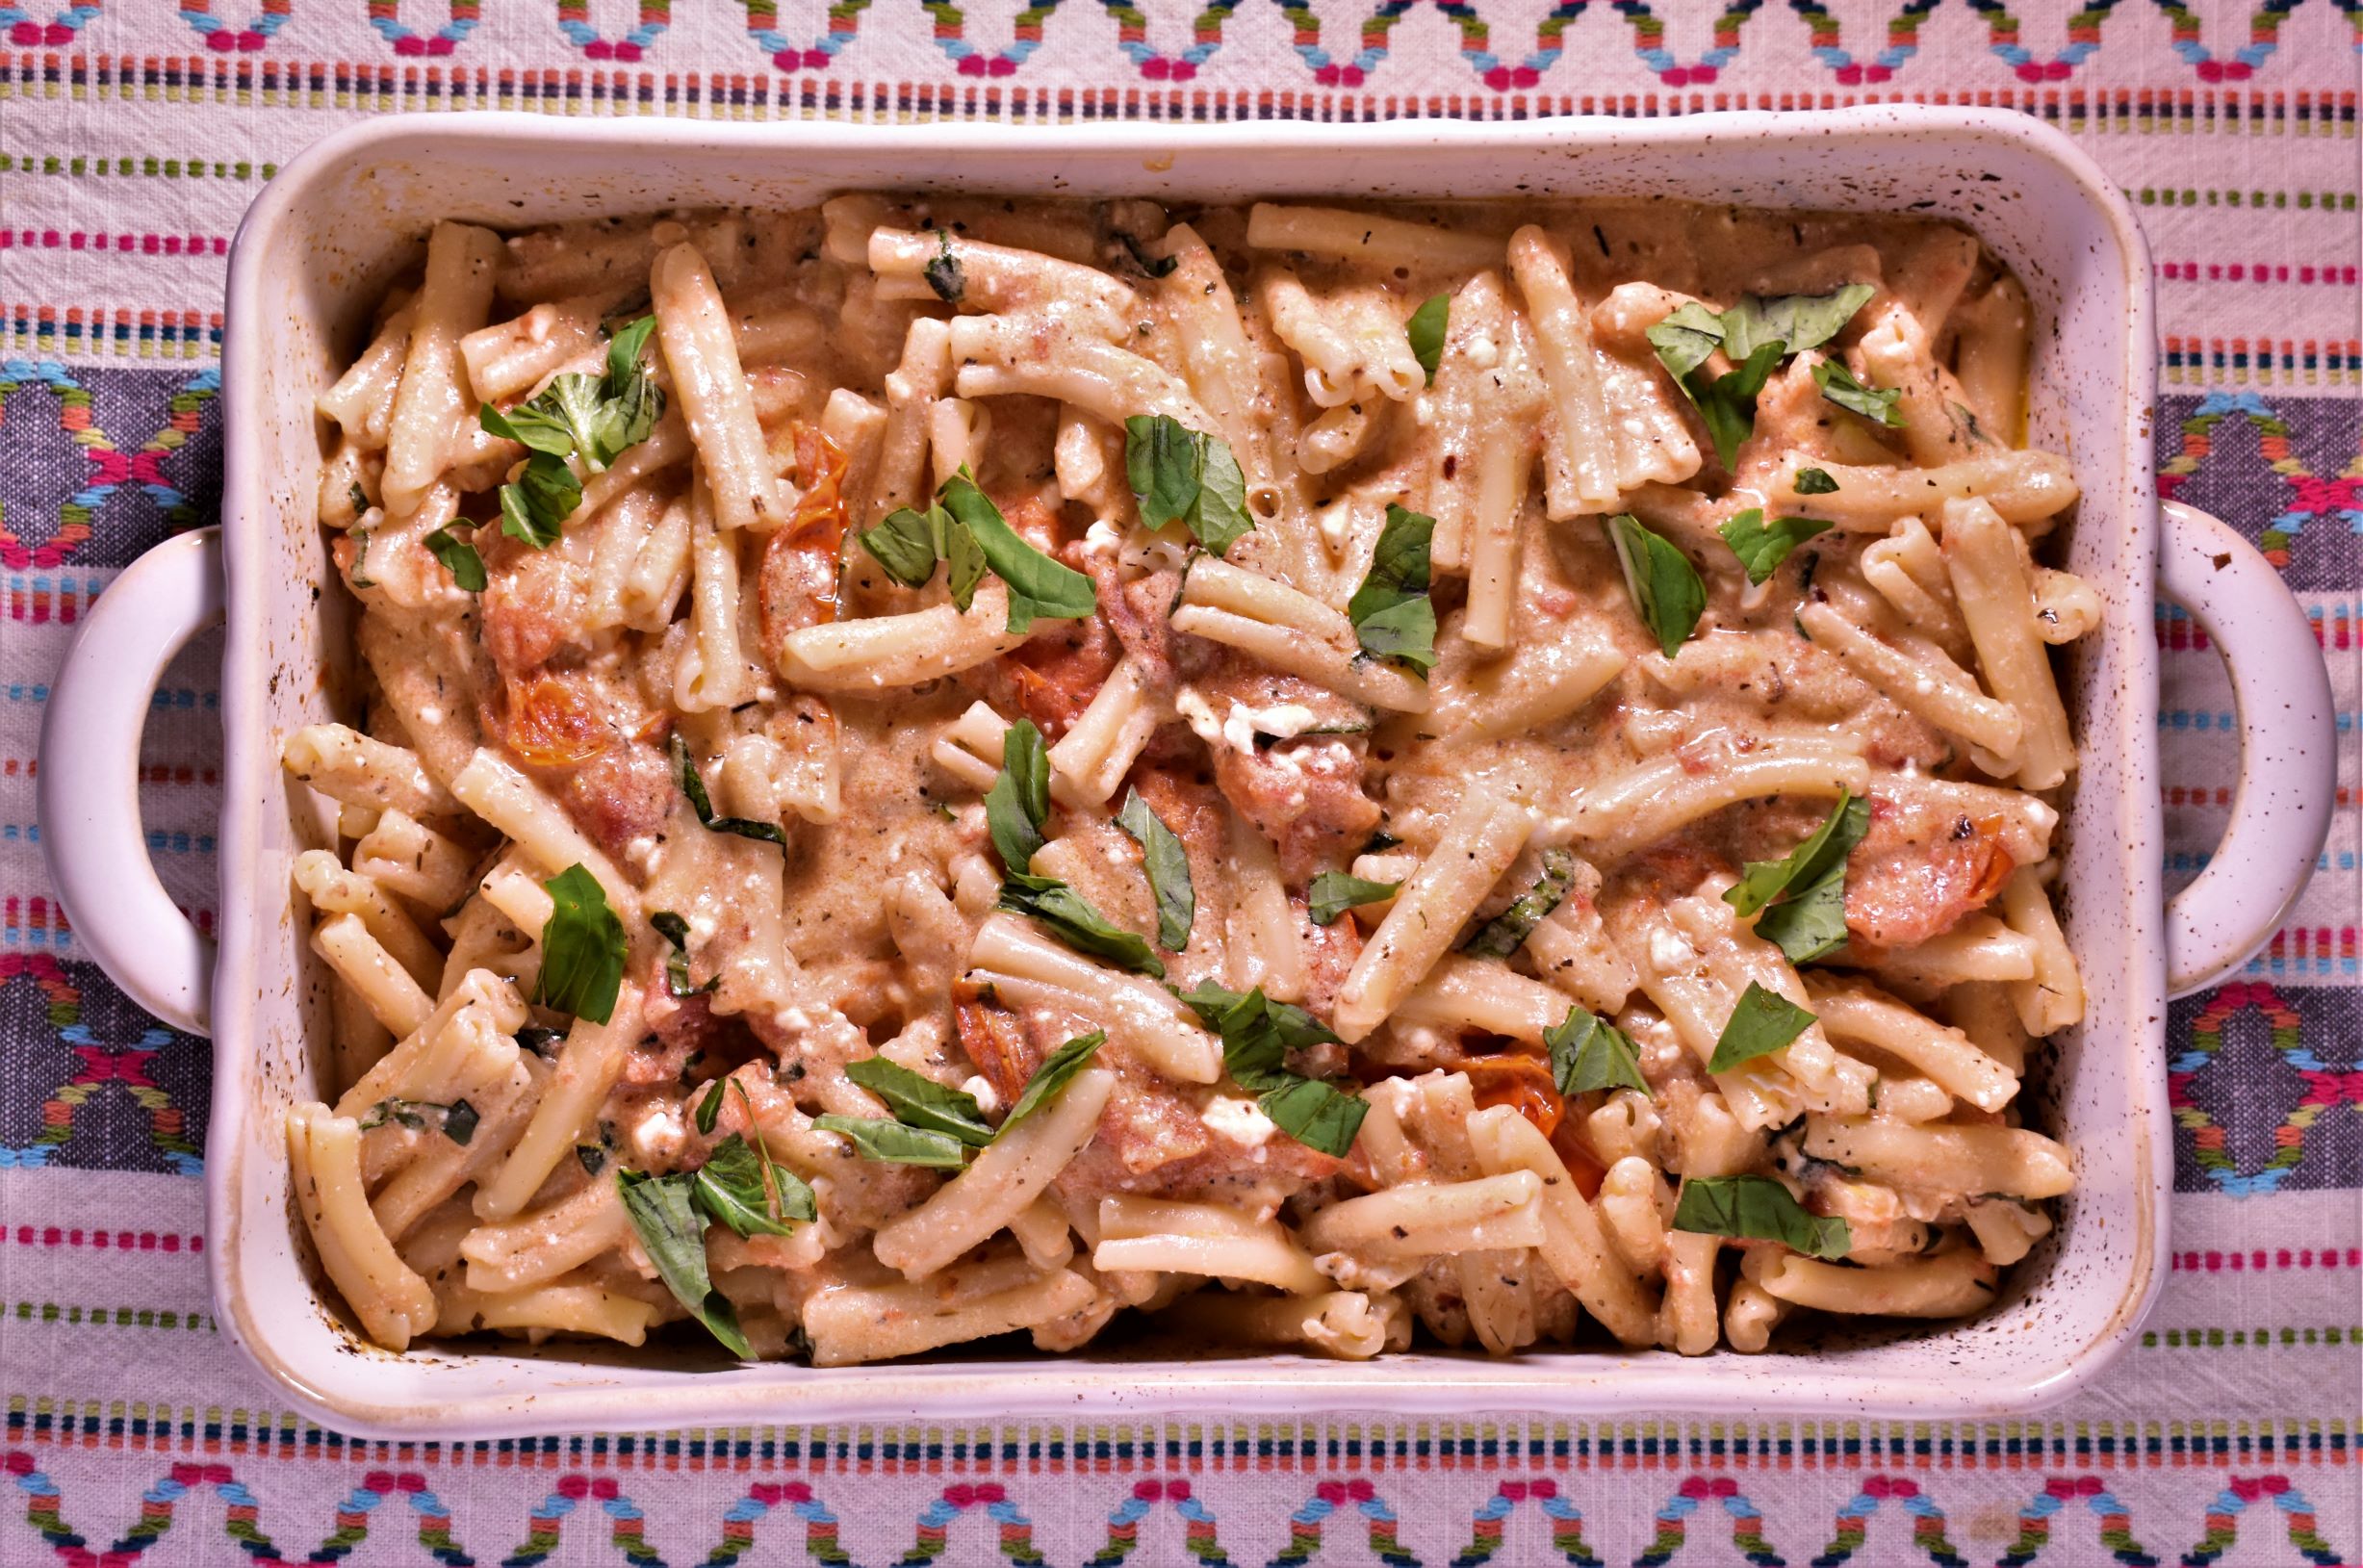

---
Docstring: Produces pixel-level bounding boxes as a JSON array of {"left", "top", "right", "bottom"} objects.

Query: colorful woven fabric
[{"left": 2, "top": 10, "right": 2358, "bottom": 1561}]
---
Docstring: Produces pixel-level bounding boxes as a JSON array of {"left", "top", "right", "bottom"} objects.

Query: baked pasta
[{"left": 284, "top": 193, "right": 2087, "bottom": 1366}]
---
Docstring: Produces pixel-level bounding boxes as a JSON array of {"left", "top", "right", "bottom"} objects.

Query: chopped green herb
[
  {"left": 1673, "top": 1173, "right": 1850, "bottom": 1259},
  {"left": 1122, "top": 415, "right": 1255, "bottom": 557},
  {"left": 1175, "top": 981, "right": 1363, "bottom": 1157},
  {"left": 1117, "top": 230, "right": 1178, "bottom": 278},
  {"left": 1307, "top": 870, "right": 1399, "bottom": 928},
  {"left": 1605, "top": 513, "right": 1706, "bottom": 658},
  {"left": 670, "top": 733, "right": 789, "bottom": 847},
  {"left": 654, "top": 911, "right": 719, "bottom": 1000},
  {"left": 1463, "top": 848, "right": 1577, "bottom": 960},
  {"left": 1812, "top": 359, "right": 1904, "bottom": 426},
  {"left": 1405, "top": 293, "right": 1450, "bottom": 385},
  {"left": 983, "top": 718, "right": 1050, "bottom": 876},
  {"left": 1793, "top": 466, "right": 1840, "bottom": 496},
  {"left": 999, "top": 874, "right": 1166, "bottom": 978},
  {"left": 1116, "top": 789, "right": 1195, "bottom": 950},
  {"left": 616, "top": 1168, "right": 750, "bottom": 1356},
  {"left": 1714, "top": 284, "right": 1877, "bottom": 362},
  {"left": 1646, "top": 287, "right": 1874, "bottom": 471},
  {"left": 533, "top": 864, "right": 625, "bottom": 1025},
  {"left": 1718, "top": 507, "right": 1834, "bottom": 586},
  {"left": 1724, "top": 793, "right": 1868, "bottom": 964},
  {"left": 812, "top": 1114, "right": 969, "bottom": 1169},
  {"left": 924, "top": 228, "right": 964, "bottom": 303},
  {"left": 844, "top": 1057, "right": 995, "bottom": 1147},
  {"left": 1347, "top": 504, "right": 1438, "bottom": 674},
  {"left": 515, "top": 1025, "right": 565, "bottom": 1058},
  {"left": 999, "top": 1030, "right": 1109, "bottom": 1134},
  {"left": 422, "top": 527, "right": 486, "bottom": 592},
  {"left": 937, "top": 474, "right": 1097, "bottom": 633},
  {"left": 1545, "top": 1006, "right": 1649, "bottom": 1095},
  {"left": 347, "top": 528, "right": 376, "bottom": 590},
  {"left": 441, "top": 1098, "right": 478, "bottom": 1145},
  {"left": 494, "top": 453, "right": 579, "bottom": 550},
  {"left": 347, "top": 482, "right": 371, "bottom": 515},
  {"left": 692, "top": 1132, "right": 813, "bottom": 1239},
  {"left": 693, "top": 1077, "right": 727, "bottom": 1136},
  {"left": 575, "top": 1143, "right": 606, "bottom": 1176},
  {"left": 856, "top": 504, "right": 946, "bottom": 588},
  {"left": 1708, "top": 982, "right": 1818, "bottom": 1072}
]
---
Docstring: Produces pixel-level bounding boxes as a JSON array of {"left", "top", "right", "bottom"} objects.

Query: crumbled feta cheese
[
  {"left": 962, "top": 1075, "right": 1001, "bottom": 1116},
  {"left": 629, "top": 1103, "right": 687, "bottom": 1165},
  {"left": 1201, "top": 1094, "right": 1275, "bottom": 1147},
  {"left": 1221, "top": 700, "right": 1320, "bottom": 755},
  {"left": 1317, "top": 499, "right": 1355, "bottom": 561},
  {"left": 1082, "top": 519, "right": 1125, "bottom": 562},
  {"left": 1648, "top": 927, "right": 1698, "bottom": 971},
  {"left": 1174, "top": 686, "right": 1226, "bottom": 748},
  {"left": 1467, "top": 333, "right": 1501, "bottom": 370}
]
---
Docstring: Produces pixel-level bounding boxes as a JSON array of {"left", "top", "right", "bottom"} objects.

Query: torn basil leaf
[
  {"left": 1718, "top": 507, "right": 1834, "bottom": 586},
  {"left": 1724, "top": 792, "right": 1868, "bottom": 964},
  {"left": 1545, "top": 1006, "right": 1649, "bottom": 1096},
  {"left": 1405, "top": 293, "right": 1450, "bottom": 385},
  {"left": 654, "top": 912, "right": 718, "bottom": 1001},
  {"left": 1644, "top": 300, "right": 1726, "bottom": 379},
  {"left": 692, "top": 1132, "right": 813, "bottom": 1239},
  {"left": 616, "top": 1168, "right": 751, "bottom": 1357},
  {"left": 670, "top": 733, "right": 789, "bottom": 847},
  {"left": 1793, "top": 466, "right": 1840, "bottom": 496},
  {"left": 1116, "top": 789, "right": 1195, "bottom": 950},
  {"left": 1708, "top": 982, "right": 1818, "bottom": 1072},
  {"left": 533, "top": 863, "right": 625, "bottom": 1025},
  {"left": 924, "top": 230, "right": 964, "bottom": 303},
  {"left": 937, "top": 474, "right": 1096, "bottom": 633},
  {"left": 1121, "top": 414, "right": 1255, "bottom": 557},
  {"left": 1175, "top": 982, "right": 1363, "bottom": 1157},
  {"left": 983, "top": 717, "right": 1050, "bottom": 876},
  {"left": 1307, "top": 870, "right": 1399, "bottom": 928},
  {"left": 1714, "top": 284, "right": 1876, "bottom": 363},
  {"left": 1348, "top": 503, "right": 1438, "bottom": 675},
  {"left": 856, "top": 504, "right": 945, "bottom": 588},
  {"left": 811, "top": 1114, "right": 969, "bottom": 1169},
  {"left": 1673, "top": 1173, "right": 1850, "bottom": 1260},
  {"left": 1463, "top": 848, "right": 1577, "bottom": 960},
  {"left": 1693, "top": 339, "right": 1783, "bottom": 472},
  {"left": 423, "top": 527, "right": 487, "bottom": 593},
  {"left": 496, "top": 452, "right": 579, "bottom": 550},
  {"left": 999, "top": 873, "right": 1166, "bottom": 978},
  {"left": 844, "top": 1057, "right": 995, "bottom": 1148},
  {"left": 693, "top": 1078, "right": 726, "bottom": 1136},
  {"left": 1117, "top": 231, "right": 1178, "bottom": 278},
  {"left": 1605, "top": 513, "right": 1706, "bottom": 658},
  {"left": 1812, "top": 359, "right": 1904, "bottom": 426},
  {"left": 1000, "top": 1030, "right": 1108, "bottom": 1134}
]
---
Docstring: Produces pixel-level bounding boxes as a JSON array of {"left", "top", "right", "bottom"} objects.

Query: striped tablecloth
[{"left": 2, "top": 6, "right": 2357, "bottom": 1561}]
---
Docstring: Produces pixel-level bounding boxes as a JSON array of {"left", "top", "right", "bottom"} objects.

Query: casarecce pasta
[{"left": 284, "top": 194, "right": 2088, "bottom": 1366}]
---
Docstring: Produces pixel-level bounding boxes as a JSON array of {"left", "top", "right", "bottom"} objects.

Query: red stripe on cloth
[
  {"left": 2175, "top": 1249, "right": 2363, "bottom": 1272},
  {"left": 7, "top": 1225, "right": 204, "bottom": 1253}
]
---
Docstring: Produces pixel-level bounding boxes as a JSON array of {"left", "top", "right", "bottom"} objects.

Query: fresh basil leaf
[
  {"left": 1000, "top": 1030, "right": 1108, "bottom": 1134},
  {"left": 670, "top": 733, "right": 789, "bottom": 847},
  {"left": 1545, "top": 1006, "right": 1649, "bottom": 1096},
  {"left": 347, "top": 529, "right": 377, "bottom": 589},
  {"left": 1672, "top": 1173, "right": 1850, "bottom": 1260},
  {"left": 1793, "top": 466, "right": 1840, "bottom": 496},
  {"left": 1252, "top": 1075, "right": 1369, "bottom": 1159},
  {"left": 693, "top": 1077, "right": 726, "bottom": 1136},
  {"left": 1125, "top": 414, "right": 1203, "bottom": 531},
  {"left": 1605, "top": 513, "right": 1706, "bottom": 658},
  {"left": 497, "top": 451, "right": 579, "bottom": 549},
  {"left": 1307, "top": 870, "right": 1399, "bottom": 928},
  {"left": 1715, "top": 284, "right": 1875, "bottom": 363},
  {"left": 654, "top": 911, "right": 719, "bottom": 1001},
  {"left": 1727, "top": 793, "right": 1870, "bottom": 964},
  {"left": 1812, "top": 359, "right": 1904, "bottom": 426},
  {"left": 924, "top": 228, "right": 964, "bottom": 304},
  {"left": 944, "top": 514, "right": 989, "bottom": 610},
  {"left": 1645, "top": 300, "right": 1726, "bottom": 380},
  {"left": 999, "top": 874, "right": 1166, "bottom": 978},
  {"left": 539, "top": 373, "right": 615, "bottom": 467},
  {"left": 857, "top": 505, "right": 943, "bottom": 587},
  {"left": 937, "top": 474, "right": 1096, "bottom": 633},
  {"left": 1694, "top": 340, "right": 1784, "bottom": 472},
  {"left": 1116, "top": 789, "right": 1194, "bottom": 950},
  {"left": 348, "top": 482, "right": 372, "bottom": 515},
  {"left": 1122, "top": 415, "right": 1254, "bottom": 557},
  {"left": 478, "top": 398, "right": 577, "bottom": 459},
  {"left": 1462, "top": 848, "right": 1577, "bottom": 960},
  {"left": 812, "top": 1114, "right": 969, "bottom": 1169},
  {"left": 423, "top": 527, "right": 487, "bottom": 592},
  {"left": 1405, "top": 293, "right": 1450, "bottom": 385},
  {"left": 1174, "top": 982, "right": 1362, "bottom": 1156},
  {"left": 692, "top": 1132, "right": 807, "bottom": 1239},
  {"left": 1708, "top": 981, "right": 1818, "bottom": 1072},
  {"left": 983, "top": 717, "right": 1050, "bottom": 876},
  {"left": 844, "top": 1057, "right": 995, "bottom": 1147},
  {"left": 1718, "top": 507, "right": 1834, "bottom": 586},
  {"left": 615, "top": 1169, "right": 751, "bottom": 1356},
  {"left": 604, "top": 314, "right": 659, "bottom": 392},
  {"left": 1348, "top": 503, "right": 1438, "bottom": 674},
  {"left": 1117, "top": 231, "right": 1178, "bottom": 278},
  {"left": 534, "top": 863, "right": 625, "bottom": 1025}
]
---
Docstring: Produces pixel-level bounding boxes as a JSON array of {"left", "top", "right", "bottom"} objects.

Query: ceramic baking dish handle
[
  {"left": 2156, "top": 501, "right": 2335, "bottom": 998},
  {"left": 38, "top": 527, "right": 223, "bottom": 1036}
]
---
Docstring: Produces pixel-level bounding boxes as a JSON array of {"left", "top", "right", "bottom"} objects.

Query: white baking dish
[{"left": 37, "top": 107, "right": 2336, "bottom": 1438}]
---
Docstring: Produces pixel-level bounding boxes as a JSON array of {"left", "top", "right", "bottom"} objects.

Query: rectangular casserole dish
[{"left": 44, "top": 105, "right": 2335, "bottom": 1437}]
